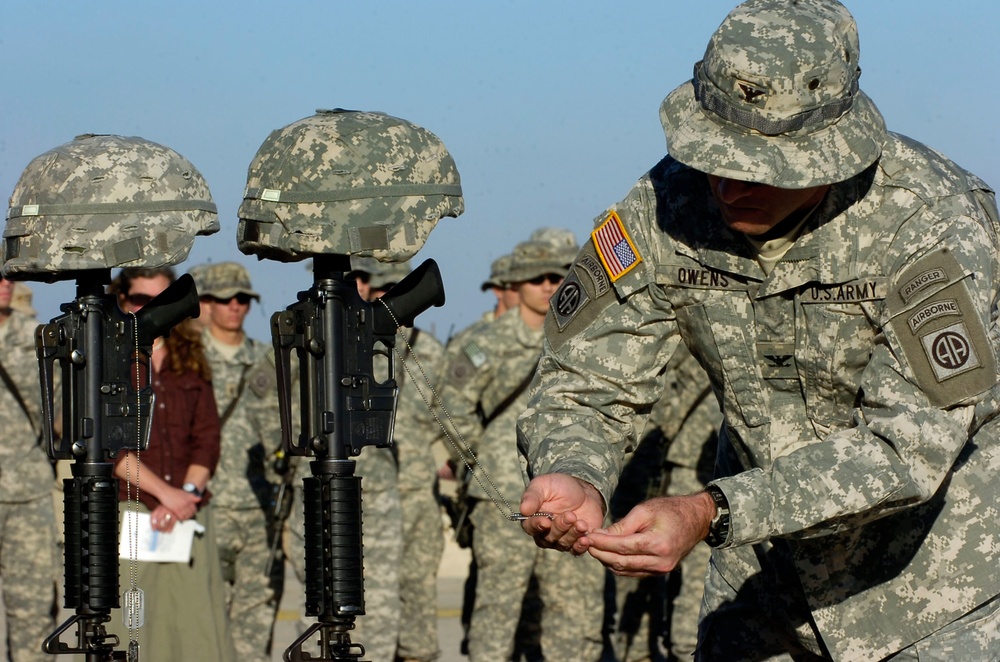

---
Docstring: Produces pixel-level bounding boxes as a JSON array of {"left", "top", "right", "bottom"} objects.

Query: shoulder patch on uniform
[
  {"left": 247, "top": 361, "right": 276, "bottom": 398},
  {"left": 550, "top": 270, "right": 590, "bottom": 331},
  {"left": 592, "top": 210, "right": 642, "bottom": 282},
  {"left": 886, "top": 248, "right": 995, "bottom": 407}
]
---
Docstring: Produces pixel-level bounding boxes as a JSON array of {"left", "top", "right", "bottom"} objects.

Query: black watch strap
[{"left": 705, "top": 485, "right": 731, "bottom": 548}]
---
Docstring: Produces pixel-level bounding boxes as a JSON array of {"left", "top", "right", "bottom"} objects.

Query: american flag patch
[{"left": 592, "top": 211, "right": 641, "bottom": 281}]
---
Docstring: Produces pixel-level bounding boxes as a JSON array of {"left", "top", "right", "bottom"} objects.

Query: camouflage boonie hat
[
  {"left": 237, "top": 109, "right": 464, "bottom": 263},
  {"left": 480, "top": 253, "right": 513, "bottom": 291},
  {"left": 660, "top": 0, "right": 888, "bottom": 188},
  {"left": 506, "top": 240, "right": 570, "bottom": 284},
  {"left": 529, "top": 226, "right": 579, "bottom": 265},
  {"left": 348, "top": 255, "right": 412, "bottom": 290},
  {"left": 4, "top": 134, "right": 219, "bottom": 280},
  {"left": 197, "top": 261, "right": 260, "bottom": 301}
]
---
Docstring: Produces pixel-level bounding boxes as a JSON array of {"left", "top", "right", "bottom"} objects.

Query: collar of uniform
[{"left": 752, "top": 177, "right": 866, "bottom": 299}]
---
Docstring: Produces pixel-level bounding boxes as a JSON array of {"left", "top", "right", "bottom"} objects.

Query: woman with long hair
[{"left": 109, "top": 266, "right": 236, "bottom": 661}]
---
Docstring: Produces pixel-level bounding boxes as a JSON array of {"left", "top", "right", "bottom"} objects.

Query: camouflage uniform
[
  {"left": 441, "top": 275, "right": 605, "bottom": 660},
  {"left": 519, "top": 2, "right": 1000, "bottom": 659},
  {"left": 611, "top": 345, "right": 720, "bottom": 662},
  {"left": 394, "top": 326, "right": 447, "bottom": 662},
  {"left": 284, "top": 370, "right": 402, "bottom": 662},
  {"left": 0, "top": 310, "right": 58, "bottom": 662},
  {"left": 197, "top": 261, "right": 281, "bottom": 662}
]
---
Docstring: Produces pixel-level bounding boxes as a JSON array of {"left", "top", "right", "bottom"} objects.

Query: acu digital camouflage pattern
[
  {"left": 505, "top": 239, "right": 572, "bottom": 284},
  {"left": 197, "top": 260, "right": 261, "bottom": 300},
  {"left": 391, "top": 327, "right": 448, "bottom": 661},
  {"left": 480, "top": 252, "right": 513, "bottom": 291},
  {"left": 438, "top": 307, "right": 605, "bottom": 661},
  {"left": 0, "top": 309, "right": 59, "bottom": 662},
  {"left": 201, "top": 326, "right": 280, "bottom": 662},
  {"left": 238, "top": 109, "right": 464, "bottom": 263},
  {"left": 529, "top": 226, "right": 580, "bottom": 266},
  {"left": 519, "top": 124, "right": 1000, "bottom": 659},
  {"left": 4, "top": 134, "right": 219, "bottom": 280},
  {"left": 660, "top": 0, "right": 888, "bottom": 189}
]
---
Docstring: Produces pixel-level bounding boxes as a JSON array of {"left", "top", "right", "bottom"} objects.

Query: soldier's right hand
[{"left": 520, "top": 473, "right": 604, "bottom": 555}]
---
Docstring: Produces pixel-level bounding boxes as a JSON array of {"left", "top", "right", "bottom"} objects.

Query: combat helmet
[
  {"left": 4, "top": 134, "right": 219, "bottom": 281},
  {"left": 237, "top": 109, "right": 464, "bottom": 263}
]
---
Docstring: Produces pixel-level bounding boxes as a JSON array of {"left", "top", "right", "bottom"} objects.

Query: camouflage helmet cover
[
  {"left": 237, "top": 109, "right": 464, "bottom": 263},
  {"left": 348, "top": 255, "right": 412, "bottom": 290},
  {"left": 4, "top": 134, "right": 219, "bottom": 281},
  {"left": 660, "top": 0, "right": 888, "bottom": 188}
]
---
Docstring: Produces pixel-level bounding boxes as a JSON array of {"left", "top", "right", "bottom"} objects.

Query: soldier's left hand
[{"left": 585, "top": 492, "right": 715, "bottom": 577}]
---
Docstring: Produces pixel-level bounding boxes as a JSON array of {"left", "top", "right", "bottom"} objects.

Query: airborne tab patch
[
  {"left": 592, "top": 211, "right": 641, "bottom": 282},
  {"left": 886, "top": 247, "right": 996, "bottom": 407}
]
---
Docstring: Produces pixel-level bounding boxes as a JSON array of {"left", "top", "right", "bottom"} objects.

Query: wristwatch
[
  {"left": 182, "top": 482, "right": 204, "bottom": 498},
  {"left": 705, "top": 485, "right": 731, "bottom": 548}
]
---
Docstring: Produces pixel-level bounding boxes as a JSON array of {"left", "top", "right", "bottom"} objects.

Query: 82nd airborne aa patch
[{"left": 592, "top": 211, "right": 642, "bottom": 282}]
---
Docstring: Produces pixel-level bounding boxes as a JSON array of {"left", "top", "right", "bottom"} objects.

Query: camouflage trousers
[
  {"left": 467, "top": 500, "right": 605, "bottom": 662},
  {"left": 397, "top": 487, "right": 445, "bottom": 662},
  {"left": 286, "top": 483, "right": 402, "bottom": 662},
  {"left": 215, "top": 506, "right": 277, "bottom": 662},
  {"left": 0, "top": 496, "right": 58, "bottom": 662}
]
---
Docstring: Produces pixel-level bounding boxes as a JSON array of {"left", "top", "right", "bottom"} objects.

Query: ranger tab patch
[{"left": 592, "top": 211, "right": 641, "bottom": 281}]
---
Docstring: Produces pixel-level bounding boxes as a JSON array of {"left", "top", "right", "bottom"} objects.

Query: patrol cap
[
  {"left": 506, "top": 240, "right": 570, "bottom": 284},
  {"left": 660, "top": 0, "right": 888, "bottom": 189},
  {"left": 4, "top": 134, "right": 219, "bottom": 280},
  {"left": 529, "top": 226, "right": 579, "bottom": 266},
  {"left": 480, "top": 253, "right": 513, "bottom": 292},
  {"left": 197, "top": 261, "right": 260, "bottom": 301},
  {"left": 237, "top": 109, "right": 464, "bottom": 263},
  {"left": 348, "top": 255, "right": 412, "bottom": 290}
]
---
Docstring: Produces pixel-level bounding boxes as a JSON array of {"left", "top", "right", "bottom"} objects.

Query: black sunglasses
[
  {"left": 527, "top": 273, "right": 563, "bottom": 286},
  {"left": 209, "top": 293, "right": 253, "bottom": 305},
  {"left": 125, "top": 293, "right": 156, "bottom": 307}
]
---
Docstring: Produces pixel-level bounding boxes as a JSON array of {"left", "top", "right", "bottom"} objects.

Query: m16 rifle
[
  {"left": 38, "top": 272, "right": 199, "bottom": 661},
  {"left": 273, "top": 255, "right": 444, "bottom": 661}
]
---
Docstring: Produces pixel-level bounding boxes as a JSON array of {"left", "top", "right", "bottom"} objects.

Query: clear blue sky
[{"left": 2, "top": 1, "right": 997, "bottom": 341}]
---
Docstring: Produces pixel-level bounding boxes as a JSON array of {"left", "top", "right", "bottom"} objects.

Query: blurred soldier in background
[
  {"left": 0, "top": 274, "right": 58, "bottom": 662},
  {"left": 610, "top": 345, "right": 720, "bottom": 662},
  {"left": 350, "top": 257, "right": 448, "bottom": 662},
  {"left": 194, "top": 261, "right": 282, "bottom": 662},
  {"left": 439, "top": 238, "right": 605, "bottom": 662},
  {"left": 9, "top": 282, "right": 36, "bottom": 317}
]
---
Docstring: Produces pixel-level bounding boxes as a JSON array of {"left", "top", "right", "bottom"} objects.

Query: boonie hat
[
  {"left": 198, "top": 261, "right": 260, "bottom": 301},
  {"left": 506, "top": 240, "right": 570, "bottom": 284},
  {"left": 529, "top": 227, "right": 579, "bottom": 266},
  {"left": 660, "top": 0, "right": 888, "bottom": 189},
  {"left": 348, "top": 255, "right": 412, "bottom": 290},
  {"left": 480, "top": 253, "right": 513, "bottom": 292}
]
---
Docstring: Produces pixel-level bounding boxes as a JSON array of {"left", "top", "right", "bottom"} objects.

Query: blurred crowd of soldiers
[{"left": 1, "top": 226, "right": 719, "bottom": 662}]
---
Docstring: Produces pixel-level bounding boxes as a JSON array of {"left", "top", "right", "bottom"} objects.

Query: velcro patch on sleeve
[
  {"left": 448, "top": 342, "right": 484, "bottom": 387},
  {"left": 886, "top": 248, "right": 996, "bottom": 407},
  {"left": 546, "top": 242, "right": 619, "bottom": 353},
  {"left": 591, "top": 210, "right": 642, "bottom": 282},
  {"left": 248, "top": 361, "right": 277, "bottom": 398}
]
